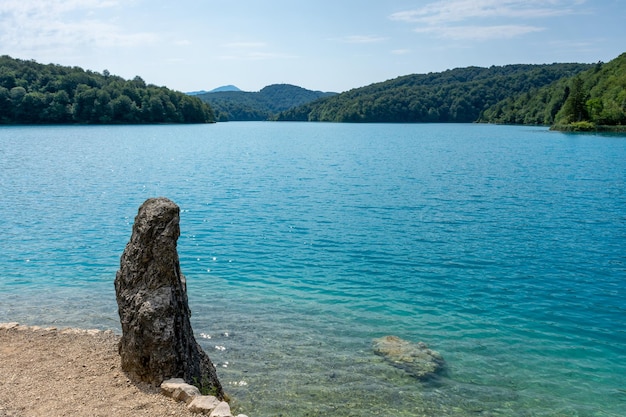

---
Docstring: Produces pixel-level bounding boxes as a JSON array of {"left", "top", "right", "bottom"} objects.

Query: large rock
[
  {"left": 115, "top": 197, "right": 224, "bottom": 399},
  {"left": 373, "top": 335, "right": 445, "bottom": 379}
]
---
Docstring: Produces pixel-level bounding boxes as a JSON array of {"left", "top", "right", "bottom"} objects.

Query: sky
[{"left": 0, "top": 0, "right": 624, "bottom": 93}]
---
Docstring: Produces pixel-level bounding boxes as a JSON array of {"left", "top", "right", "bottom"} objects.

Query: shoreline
[{"left": 0, "top": 323, "right": 202, "bottom": 417}]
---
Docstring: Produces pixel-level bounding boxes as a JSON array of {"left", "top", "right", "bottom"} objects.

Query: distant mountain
[
  {"left": 187, "top": 86, "right": 241, "bottom": 95},
  {"left": 210, "top": 85, "right": 242, "bottom": 93},
  {"left": 196, "top": 84, "right": 336, "bottom": 121},
  {"left": 275, "top": 63, "right": 592, "bottom": 123}
]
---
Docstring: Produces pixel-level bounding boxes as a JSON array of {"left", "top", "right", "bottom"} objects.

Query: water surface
[{"left": 1, "top": 123, "right": 625, "bottom": 416}]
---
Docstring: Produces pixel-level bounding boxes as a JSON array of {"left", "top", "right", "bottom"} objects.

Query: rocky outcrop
[
  {"left": 373, "top": 335, "right": 445, "bottom": 379},
  {"left": 115, "top": 197, "right": 224, "bottom": 399}
]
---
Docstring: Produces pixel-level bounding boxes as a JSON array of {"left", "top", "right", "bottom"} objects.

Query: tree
[
  {"left": 563, "top": 76, "right": 589, "bottom": 122},
  {"left": 111, "top": 95, "right": 140, "bottom": 123},
  {"left": 0, "top": 56, "right": 216, "bottom": 124},
  {"left": 16, "top": 92, "right": 47, "bottom": 123},
  {"left": 43, "top": 90, "right": 72, "bottom": 123},
  {"left": 73, "top": 85, "right": 98, "bottom": 122},
  {"left": 0, "top": 87, "right": 12, "bottom": 122}
]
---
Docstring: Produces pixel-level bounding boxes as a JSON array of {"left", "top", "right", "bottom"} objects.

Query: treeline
[
  {"left": 0, "top": 56, "right": 214, "bottom": 124},
  {"left": 481, "top": 53, "right": 626, "bottom": 130},
  {"left": 197, "top": 84, "right": 336, "bottom": 121},
  {"left": 275, "top": 63, "right": 592, "bottom": 123}
]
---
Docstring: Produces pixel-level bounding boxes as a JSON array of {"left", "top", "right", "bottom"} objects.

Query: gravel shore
[{"left": 0, "top": 323, "right": 200, "bottom": 417}]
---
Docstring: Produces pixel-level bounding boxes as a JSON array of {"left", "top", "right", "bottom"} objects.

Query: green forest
[
  {"left": 0, "top": 56, "right": 214, "bottom": 124},
  {"left": 275, "top": 63, "right": 592, "bottom": 123},
  {"left": 196, "top": 84, "right": 336, "bottom": 121},
  {"left": 276, "top": 52, "right": 626, "bottom": 130},
  {"left": 2, "top": 52, "right": 624, "bottom": 129},
  {"left": 480, "top": 53, "right": 626, "bottom": 130}
]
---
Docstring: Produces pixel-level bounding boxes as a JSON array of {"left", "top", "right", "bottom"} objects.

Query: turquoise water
[{"left": 1, "top": 123, "right": 625, "bottom": 416}]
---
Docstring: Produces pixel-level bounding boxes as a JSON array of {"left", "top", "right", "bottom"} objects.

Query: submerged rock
[
  {"left": 115, "top": 197, "right": 224, "bottom": 398},
  {"left": 373, "top": 335, "right": 445, "bottom": 379}
]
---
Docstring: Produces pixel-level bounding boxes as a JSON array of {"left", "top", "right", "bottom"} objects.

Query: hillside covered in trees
[
  {"left": 196, "top": 84, "right": 336, "bottom": 121},
  {"left": 480, "top": 53, "right": 626, "bottom": 130},
  {"left": 0, "top": 56, "right": 214, "bottom": 124},
  {"left": 275, "top": 63, "right": 592, "bottom": 123}
]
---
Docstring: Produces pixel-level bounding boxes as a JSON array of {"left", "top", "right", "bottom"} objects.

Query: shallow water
[{"left": 1, "top": 123, "right": 625, "bottom": 416}]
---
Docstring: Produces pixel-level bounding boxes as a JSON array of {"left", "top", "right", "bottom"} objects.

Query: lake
[{"left": 1, "top": 122, "right": 625, "bottom": 416}]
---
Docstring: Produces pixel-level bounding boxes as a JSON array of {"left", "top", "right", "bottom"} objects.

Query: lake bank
[{"left": 0, "top": 323, "right": 202, "bottom": 417}]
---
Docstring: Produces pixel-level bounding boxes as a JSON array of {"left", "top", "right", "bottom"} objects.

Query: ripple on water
[{"left": 1, "top": 123, "right": 625, "bottom": 417}]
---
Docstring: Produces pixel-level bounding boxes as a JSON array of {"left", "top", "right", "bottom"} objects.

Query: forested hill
[
  {"left": 0, "top": 56, "right": 214, "bottom": 124},
  {"left": 196, "top": 84, "right": 336, "bottom": 121},
  {"left": 481, "top": 52, "right": 626, "bottom": 130},
  {"left": 275, "top": 63, "right": 592, "bottom": 123}
]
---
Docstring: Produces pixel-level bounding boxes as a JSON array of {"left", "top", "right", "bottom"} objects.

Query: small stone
[
  {"left": 175, "top": 385, "right": 201, "bottom": 404},
  {"left": 161, "top": 378, "right": 200, "bottom": 404},
  {"left": 161, "top": 378, "right": 187, "bottom": 397},
  {"left": 60, "top": 328, "right": 82, "bottom": 335},
  {"left": 188, "top": 395, "right": 221, "bottom": 414},
  {"left": 209, "top": 402, "right": 233, "bottom": 417}
]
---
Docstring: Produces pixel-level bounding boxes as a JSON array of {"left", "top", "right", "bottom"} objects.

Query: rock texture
[
  {"left": 209, "top": 401, "right": 235, "bottom": 417},
  {"left": 115, "top": 197, "right": 224, "bottom": 399},
  {"left": 188, "top": 395, "right": 221, "bottom": 414},
  {"left": 161, "top": 378, "right": 202, "bottom": 404},
  {"left": 160, "top": 379, "right": 243, "bottom": 416},
  {"left": 372, "top": 335, "right": 445, "bottom": 379}
]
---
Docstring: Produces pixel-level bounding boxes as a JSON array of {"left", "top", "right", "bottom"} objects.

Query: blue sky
[{"left": 1, "top": 0, "right": 624, "bottom": 93}]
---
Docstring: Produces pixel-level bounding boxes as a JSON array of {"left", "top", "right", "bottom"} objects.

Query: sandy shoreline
[{"left": 0, "top": 323, "right": 202, "bottom": 417}]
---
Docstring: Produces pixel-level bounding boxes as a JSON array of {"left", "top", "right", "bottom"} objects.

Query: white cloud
[
  {"left": 391, "top": 49, "right": 411, "bottom": 55},
  {"left": 416, "top": 24, "right": 545, "bottom": 40},
  {"left": 389, "top": 0, "right": 586, "bottom": 40},
  {"left": 173, "top": 40, "right": 193, "bottom": 47},
  {"left": 0, "top": 0, "right": 157, "bottom": 55},
  {"left": 338, "top": 35, "right": 388, "bottom": 44},
  {"left": 217, "top": 41, "right": 295, "bottom": 61},
  {"left": 0, "top": 0, "right": 120, "bottom": 15},
  {"left": 221, "top": 42, "right": 268, "bottom": 49},
  {"left": 390, "top": 0, "right": 586, "bottom": 24}
]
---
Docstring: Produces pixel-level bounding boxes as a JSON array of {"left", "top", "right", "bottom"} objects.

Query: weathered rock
[
  {"left": 188, "top": 395, "right": 221, "bottom": 414},
  {"left": 115, "top": 197, "right": 224, "bottom": 399},
  {"left": 161, "top": 378, "right": 201, "bottom": 404},
  {"left": 161, "top": 378, "right": 187, "bottom": 395},
  {"left": 373, "top": 335, "right": 445, "bottom": 379},
  {"left": 209, "top": 401, "right": 233, "bottom": 417}
]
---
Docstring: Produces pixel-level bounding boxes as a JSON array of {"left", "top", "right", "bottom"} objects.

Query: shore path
[{"left": 0, "top": 324, "right": 199, "bottom": 417}]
